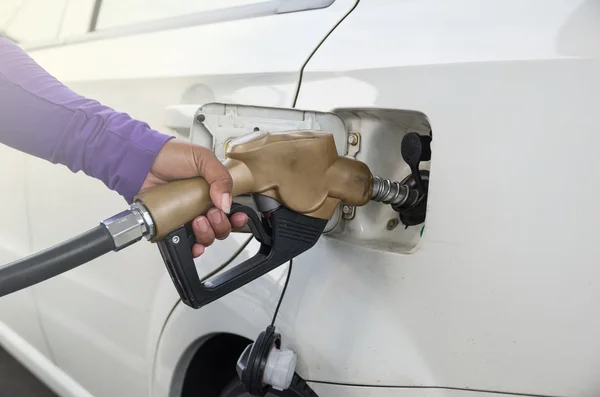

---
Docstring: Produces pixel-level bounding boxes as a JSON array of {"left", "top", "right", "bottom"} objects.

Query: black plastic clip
[
  {"left": 157, "top": 203, "right": 327, "bottom": 309},
  {"left": 395, "top": 132, "right": 432, "bottom": 227}
]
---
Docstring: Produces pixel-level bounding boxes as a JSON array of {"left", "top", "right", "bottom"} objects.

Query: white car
[{"left": 1, "top": 0, "right": 599, "bottom": 396}]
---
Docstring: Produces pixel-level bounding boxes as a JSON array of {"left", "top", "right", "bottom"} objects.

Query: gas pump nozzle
[
  {"left": 134, "top": 130, "right": 377, "bottom": 308},
  {"left": 0, "top": 130, "right": 422, "bottom": 304}
]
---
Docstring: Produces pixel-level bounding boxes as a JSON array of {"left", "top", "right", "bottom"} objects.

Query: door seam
[
  {"left": 23, "top": 157, "right": 58, "bottom": 364},
  {"left": 149, "top": 235, "right": 253, "bottom": 396}
]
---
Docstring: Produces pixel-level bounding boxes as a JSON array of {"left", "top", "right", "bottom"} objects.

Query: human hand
[{"left": 138, "top": 139, "right": 248, "bottom": 257}]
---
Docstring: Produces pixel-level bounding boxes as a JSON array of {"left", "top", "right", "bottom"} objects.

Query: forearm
[{"left": 0, "top": 35, "right": 173, "bottom": 203}]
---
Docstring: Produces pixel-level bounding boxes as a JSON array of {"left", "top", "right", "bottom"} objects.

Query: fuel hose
[
  {"left": 0, "top": 225, "right": 115, "bottom": 297},
  {"left": 0, "top": 204, "right": 152, "bottom": 298}
]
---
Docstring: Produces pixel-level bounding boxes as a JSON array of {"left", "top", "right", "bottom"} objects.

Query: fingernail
[
  {"left": 221, "top": 193, "right": 231, "bottom": 214},
  {"left": 197, "top": 217, "right": 209, "bottom": 233},
  {"left": 208, "top": 208, "right": 221, "bottom": 224}
]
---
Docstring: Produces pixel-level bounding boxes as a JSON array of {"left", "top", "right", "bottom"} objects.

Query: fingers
[
  {"left": 207, "top": 208, "right": 232, "bottom": 240},
  {"left": 192, "top": 244, "right": 205, "bottom": 258},
  {"left": 230, "top": 212, "right": 248, "bottom": 230},
  {"left": 190, "top": 211, "right": 249, "bottom": 258},
  {"left": 148, "top": 139, "right": 248, "bottom": 260},
  {"left": 192, "top": 216, "right": 215, "bottom": 247},
  {"left": 193, "top": 209, "right": 248, "bottom": 245},
  {"left": 146, "top": 140, "right": 234, "bottom": 213},
  {"left": 194, "top": 147, "right": 233, "bottom": 213}
]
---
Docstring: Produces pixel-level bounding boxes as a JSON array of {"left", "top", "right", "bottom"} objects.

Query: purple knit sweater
[{"left": 0, "top": 35, "right": 173, "bottom": 203}]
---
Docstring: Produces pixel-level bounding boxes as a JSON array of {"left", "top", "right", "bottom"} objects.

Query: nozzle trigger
[
  {"left": 229, "top": 203, "right": 271, "bottom": 246},
  {"left": 157, "top": 203, "right": 327, "bottom": 309}
]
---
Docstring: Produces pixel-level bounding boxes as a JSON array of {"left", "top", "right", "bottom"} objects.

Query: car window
[
  {"left": 0, "top": 0, "right": 69, "bottom": 43},
  {"left": 96, "top": 0, "right": 269, "bottom": 30}
]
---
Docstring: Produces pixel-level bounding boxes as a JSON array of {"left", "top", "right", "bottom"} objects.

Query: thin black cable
[
  {"left": 305, "top": 380, "right": 558, "bottom": 397},
  {"left": 89, "top": 0, "right": 103, "bottom": 32},
  {"left": 271, "top": 259, "right": 293, "bottom": 326},
  {"left": 291, "top": 0, "right": 360, "bottom": 107}
]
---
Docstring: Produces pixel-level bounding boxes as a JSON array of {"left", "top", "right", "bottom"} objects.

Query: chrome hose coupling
[
  {"left": 371, "top": 175, "right": 420, "bottom": 209},
  {"left": 101, "top": 202, "right": 155, "bottom": 251}
]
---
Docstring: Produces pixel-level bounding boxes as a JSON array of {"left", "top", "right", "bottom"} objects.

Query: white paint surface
[
  {"left": 1, "top": 1, "right": 599, "bottom": 397},
  {"left": 0, "top": 1, "right": 358, "bottom": 396}
]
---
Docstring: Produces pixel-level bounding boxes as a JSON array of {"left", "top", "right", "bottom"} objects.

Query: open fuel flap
[
  {"left": 189, "top": 103, "right": 432, "bottom": 254},
  {"left": 182, "top": 103, "right": 433, "bottom": 397}
]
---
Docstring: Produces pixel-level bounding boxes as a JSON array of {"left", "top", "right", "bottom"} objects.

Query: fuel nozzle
[{"left": 0, "top": 129, "right": 430, "bottom": 304}]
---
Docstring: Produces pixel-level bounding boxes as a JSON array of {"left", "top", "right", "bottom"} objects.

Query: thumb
[{"left": 196, "top": 148, "right": 233, "bottom": 213}]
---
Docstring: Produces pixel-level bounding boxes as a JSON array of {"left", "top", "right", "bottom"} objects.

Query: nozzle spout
[{"left": 371, "top": 176, "right": 420, "bottom": 209}]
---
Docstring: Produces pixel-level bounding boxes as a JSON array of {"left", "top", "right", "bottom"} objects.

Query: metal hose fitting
[
  {"left": 101, "top": 202, "right": 155, "bottom": 251},
  {"left": 371, "top": 176, "right": 419, "bottom": 209}
]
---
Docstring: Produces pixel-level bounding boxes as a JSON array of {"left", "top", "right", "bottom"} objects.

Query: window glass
[
  {"left": 0, "top": 0, "right": 69, "bottom": 43},
  {"left": 96, "top": 0, "right": 267, "bottom": 30}
]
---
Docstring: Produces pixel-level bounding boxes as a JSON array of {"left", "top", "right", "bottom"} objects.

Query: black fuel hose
[{"left": 0, "top": 225, "right": 114, "bottom": 297}]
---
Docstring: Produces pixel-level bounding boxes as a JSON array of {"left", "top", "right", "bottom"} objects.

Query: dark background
[{"left": 0, "top": 347, "right": 57, "bottom": 397}]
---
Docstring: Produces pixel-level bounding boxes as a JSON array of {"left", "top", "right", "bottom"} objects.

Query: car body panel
[
  {"left": 156, "top": 0, "right": 600, "bottom": 396},
  {"left": 151, "top": 252, "right": 282, "bottom": 397},
  {"left": 287, "top": 0, "right": 599, "bottom": 395},
  {"left": 1, "top": 1, "right": 599, "bottom": 397},
  {"left": 0, "top": 1, "right": 359, "bottom": 396},
  {"left": 0, "top": 144, "right": 52, "bottom": 359}
]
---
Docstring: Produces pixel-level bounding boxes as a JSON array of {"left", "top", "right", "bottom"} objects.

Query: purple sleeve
[{"left": 0, "top": 35, "right": 174, "bottom": 203}]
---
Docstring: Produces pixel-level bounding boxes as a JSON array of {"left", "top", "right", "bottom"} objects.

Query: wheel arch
[
  {"left": 178, "top": 333, "right": 252, "bottom": 397},
  {"left": 150, "top": 297, "right": 270, "bottom": 397}
]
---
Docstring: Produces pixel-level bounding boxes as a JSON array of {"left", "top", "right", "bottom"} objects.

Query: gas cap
[
  {"left": 263, "top": 346, "right": 297, "bottom": 391},
  {"left": 236, "top": 325, "right": 319, "bottom": 397},
  {"left": 236, "top": 325, "right": 296, "bottom": 396}
]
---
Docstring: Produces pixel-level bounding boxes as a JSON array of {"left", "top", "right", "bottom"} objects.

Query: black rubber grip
[{"left": 0, "top": 225, "right": 115, "bottom": 297}]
